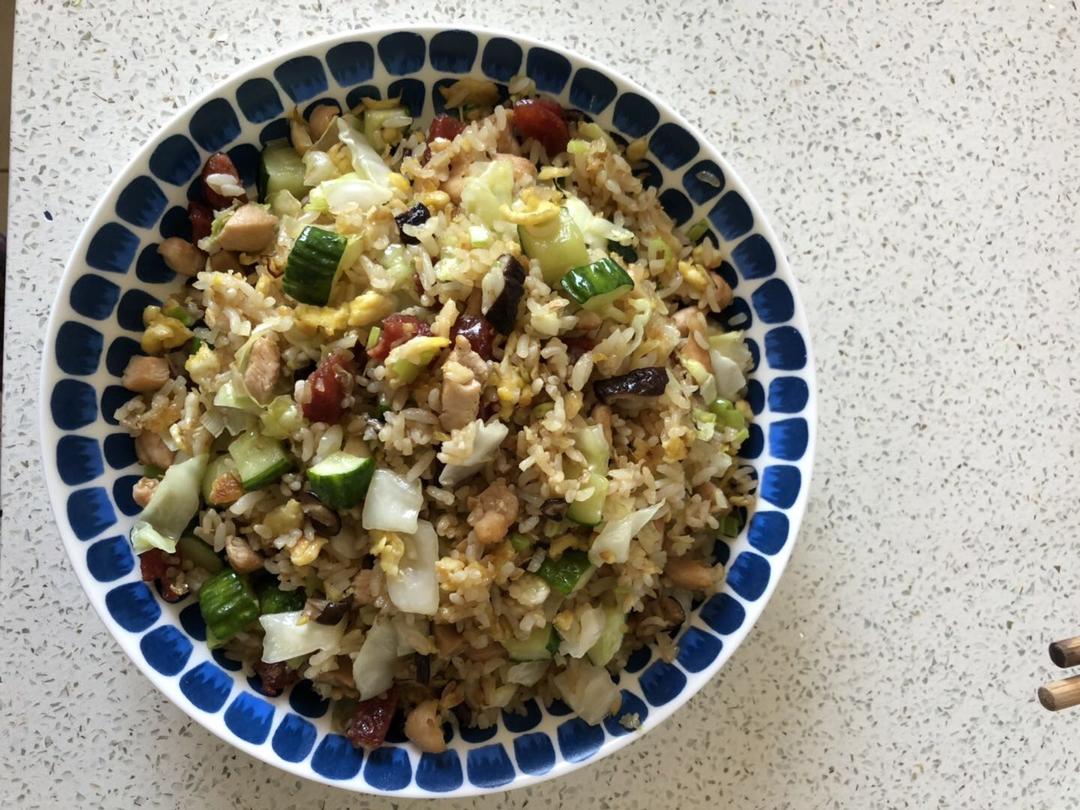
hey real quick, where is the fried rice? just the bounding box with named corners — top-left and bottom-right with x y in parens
top-left (117, 77), bottom-right (755, 752)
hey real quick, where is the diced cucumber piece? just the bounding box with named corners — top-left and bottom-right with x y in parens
top-left (560, 258), bottom-right (634, 311)
top-left (587, 605), bottom-right (627, 667)
top-left (198, 569), bottom-right (260, 644)
top-left (201, 455), bottom-right (240, 505)
top-left (258, 140), bottom-right (309, 203)
top-left (257, 580), bottom-right (306, 615)
top-left (363, 106), bottom-right (408, 151)
top-left (518, 208), bottom-right (589, 286)
top-left (228, 431), bottom-right (293, 490)
top-left (567, 471), bottom-right (610, 527)
top-left (502, 625), bottom-right (557, 661)
top-left (283, 225), bottom-right (348, 306)
top-left (566, 425), bottom-right (610, 526)
top-left (177, 535), bottom-right (223, 574)
top-left (509, 533), bottom-right (533, 553)
top-left (536, 550), bottom-right (593, 596)
top-left (307, 451), bottom-right (375, 509)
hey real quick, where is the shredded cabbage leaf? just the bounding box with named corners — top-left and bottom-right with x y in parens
top-left (130, 454), bottom-right (208, 554)
top-left (438, 420), bottom-right (510, 486)
top-left (352, 619), bottom-right (400, 700)
top-left (259, 610), bottom-right (345, 663)
top-left (588, 502), bottom-right (664, 567)
top-left (385, 520), bottom-right (439, 616)
top-left (362, 469), bottom-right (423, 533)
top-left (336, 115), bottom-right (393, 187)
top-left (305, 172), bottom-right (393, 215)
top-left (564, 195), bottom-right (635, 250)
top-left (461, 160), bottom-right (514, 230)
top-left (552, 658), bottom-right (621, 725)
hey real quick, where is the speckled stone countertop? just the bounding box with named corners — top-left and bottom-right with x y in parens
top-left (4, 2), bottom-right (1079, 807)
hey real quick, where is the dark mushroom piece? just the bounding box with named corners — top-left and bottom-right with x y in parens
top-left (592, 367), bottom-right (668, 402)
top-left (540, 498), bottom-right (568, 520)
top-left (315, 599), bottom-right (351, 626)
top-left (483, 254), bottom-right (527, 335)
top-left (298, 491), bottom-right (342, 536)
top-left (415, 653), bottom-right (431, 685)
top-left (394, 203), bottom-right (431, 244)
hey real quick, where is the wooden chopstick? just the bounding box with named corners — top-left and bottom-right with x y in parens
top-left (1039, 675), bottom-right (1080, 711)
top-left (1049, 636), bottom-right (1080, 668)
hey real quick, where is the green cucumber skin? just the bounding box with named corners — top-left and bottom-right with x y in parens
top-left (229, 433), bottom-right (294, 490)
top-left (559, 258), bottom-right (634, 309)
top-left (259, 143), bottom-right (308, 202)
top-left (198, 569), bottom-right (260, 642)
top-left (536, 550), bottom-right (592, 596)
top-left (257, 582), bottom-right (306, 615)
top-left (503, 626), bottom-right (556, 661)
top-left (518, 210), bottom-right (589, 285)
top-left (283, 226), bottom-right (348, 306)
top-left (307, 453), bottom-right (375, 510)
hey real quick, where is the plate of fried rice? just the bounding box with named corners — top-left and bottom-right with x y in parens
top-left (41, 28), bottom-right (815, 795)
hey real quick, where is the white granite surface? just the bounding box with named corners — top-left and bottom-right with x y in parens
top-left (4, 1), bottom-right (1080, 807)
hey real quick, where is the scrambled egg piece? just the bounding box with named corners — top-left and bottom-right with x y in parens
top-left (141, 306), bottom-right (192, 354)
top-left (677, 260), bottom-right (709, 293)
top-left (289, 536), bottom-right (326, 567)
top-left (388, 172), bottom-right (411, 194)
top-left (264, 499), bottom-right (303, 537)
top-left (371, 531), bottom-right (405, 578)
top-left (499, 188), bottom-right (560, 227)
top-left (294, 291), bottom-right (396, 335)
top-left (184, 343), bottom-right (220, 387)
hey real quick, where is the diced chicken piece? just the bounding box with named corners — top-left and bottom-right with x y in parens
top-left (439, 335), bottom-right (489, 432)
top-left (121, 355), bottom-right (172, 393)
top-left (405, 700), bottom-right (446, 753)
top-left (218, 203), bottom-right (280, 253)
top-left (158, 237), bottom-right (205, 277)
top-left (442, 154), bottom-right (476, 203)
top-left (351, 568), bottom-right (381, 606)
top-left (135, 431), bottom-right (174, 470)
top-left (470, 480), bottom-right (519, 546)
top-left (243, 334), bottom-right (281, 404)
top-left (132, 477), bottom-right (159, 508)
top-left (674, 307), bottom-right (711, 367)
top-left (225, 535), bottom-right (263, 574)
top-left (209, 250), bottom-right (243, 272)
top-left (665, 556), bottom-right (716, 590)
top-left (207, 472), bottom-right (243, 506)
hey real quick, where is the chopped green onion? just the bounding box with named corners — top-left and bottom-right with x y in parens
top-left (366, 326), bottom-right (382, 351)
top-left (509, 533), bottom-right (533, 553)
top-left (187, 336), bottom-right (204, 356)
top-left (718, 514), bottom-right (742, 538)
top-left (647, 237), bottom-right (672, 266)
top-left (685, 219), bottom-right (712, 244)
top-left (164, 306), bottom-right (195, 327)
top-left (566, 139), bottom-right (589, 155)
top-left (536, 549), bottom-right (593, 596)
top-left (375, 395), bottom-right (391, 419)
top-left (198, 569), bottom-right (260, 643)
top-left (177, 535), bottom-right (223, 574)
